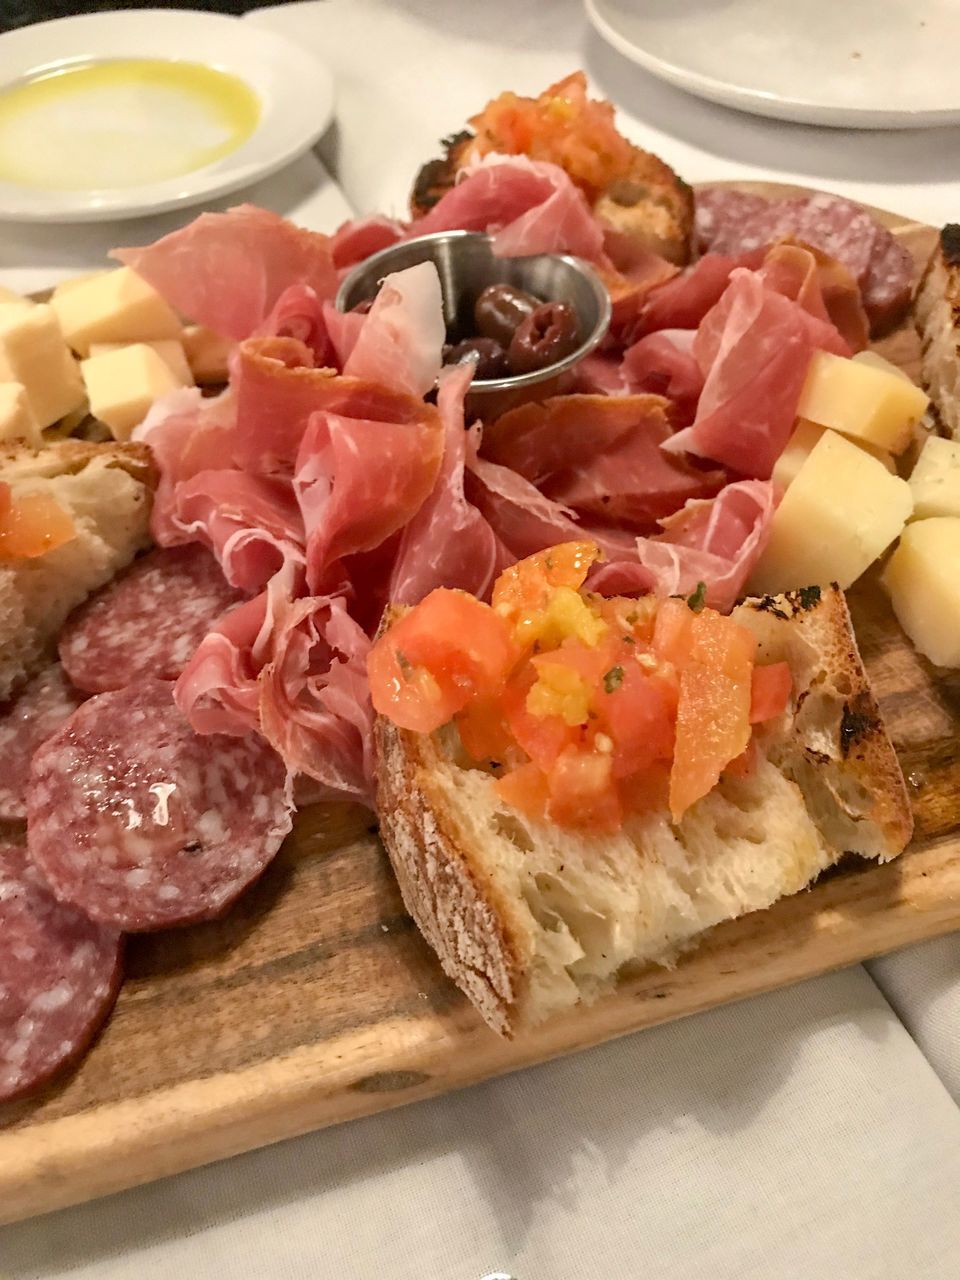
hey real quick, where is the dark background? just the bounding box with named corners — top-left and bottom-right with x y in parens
top-left (0, 1), bottom-right (274, 30)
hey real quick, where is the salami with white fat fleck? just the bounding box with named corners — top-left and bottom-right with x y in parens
top-left (0, 842), bottom-right (121, 1103)
top-left (58, 545), bottom-right (244, 694)
top-left (0, 664), bottom-right (86, 822)
top-left (26, 679), bottom-right (294, 931)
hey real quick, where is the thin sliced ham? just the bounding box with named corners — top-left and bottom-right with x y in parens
top-left (343, 261), bottom-right (444, 398)
top-left (331, 214), bottom-right (405, 271)
top-left (254, 283), bottom-right (335, 365)
top-left (664, 268), bottom-right (849, 479)
top-left (482, 394), bottom-right (720, 528)
top-left (390, 363), bottom-right (501, 604)
top-left (113, 204), bottom-right (337, 340)
top-left (590, 480), bottom-right (776, 612)
top-left (413, 154), bottom-right (606, 261)
top-left (633, 251), bottom-right (758, 338)
top-left (759, 239), bottom-right (869, 353)
top-left (620, 332), bottom-right (704, 427)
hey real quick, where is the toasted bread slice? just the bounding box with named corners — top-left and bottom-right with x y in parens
top-left (0, 439), bottom-right (156, 700)
top-left (410, 133), bottom-right (693, 266)
top-left (915, 224), bottom-right (960, 438)
top-left (375, 586), bottom-right (912, 1035)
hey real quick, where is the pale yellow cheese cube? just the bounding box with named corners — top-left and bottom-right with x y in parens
top-left (88, 339), bottom-right (193, 386)
top-left (51, 266), bottom-right (181, 357)
top-left (0, 284), bottom-right (32, 308)
top-left (851, 350), bottom-right (914, 383)
top-left (0, 382), bottom-right (42, 447)
top-left (0, 303), bottom-right (85, 428)
top-left (748, 429), bottom-right (912, 595)
top-left (907, 435), bottom-right (960, 520)
top-left (81, 343), bottom-right (183, 441)
top-left (774, 420), bottom-right (896, 490)
top-left (796, 350), bottom-right (928, 455)
top-left (883, 518), bottom-right (960, 666)
top-left (181, 325), bottom-right (233, 384)
top-left (51, 270), bottom-right (109, 298)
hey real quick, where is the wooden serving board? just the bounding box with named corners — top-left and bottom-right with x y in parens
top-left (2, 184), bottom-right (959, 1227)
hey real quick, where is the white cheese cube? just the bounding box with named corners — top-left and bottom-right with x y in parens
top-left (88, 339), bottom-right (193, 386)
top-left (796, 350), bottom-right (928, 455)
top-left (181, 325), bottom-right (233, 384)
top-left (851, 350), bottom-right (914, 383)
top-left (907, 435), bottom-right (960, 520)
top-left (0, 284), bottom-right (32, 308)
top-left (51, 266), bottom-right (181, 357)
top-left (883, 518), bottom-right (960, 666)
top-left (0, 382), bottom-right (42, 447)
top-left (774, 419), bottom-right (896, 490)
top-left (748, 429), bottom-right (912, 595)
top-left (81, 343), bottom-right (183, 441)
top-left (0, 303), bottom-right (85, 429)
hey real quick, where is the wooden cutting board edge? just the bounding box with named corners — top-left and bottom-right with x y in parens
top-left (1, 182), bottom-right (957, 1226)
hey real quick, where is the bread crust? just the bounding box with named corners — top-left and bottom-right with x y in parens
top-left (915, 225), bottom-right (960, 438)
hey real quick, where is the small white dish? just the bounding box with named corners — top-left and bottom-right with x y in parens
top-left (586, 0), bottom-right (960, 129)
top-left (0, 9), bottom-right (335, 222)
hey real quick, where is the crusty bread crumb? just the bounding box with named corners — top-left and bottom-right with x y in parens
top-left (915, 224), bottom-right (960, 439)
top-left (0, 440), bottom-right (156, 701)
top-left (375, 586), bottom-right (912, 1035)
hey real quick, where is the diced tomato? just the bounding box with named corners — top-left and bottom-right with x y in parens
top-left (597, 595), bottom-right (658, 644)
top-left (651, 597), bottom-right (696, 667)
top-left (724, 738), bottom-right (759, 779)
top-left (547, 746), bottom-right (621, 833)
top-left (496, 761), bottom-right (550, 821)
top-left (668, 610), bottom-right (755, 822)
top-left (620, 761), bottom-right (671, 816)
top-left (456, 696), bottom-right (514, 764)
top-left (502, 664), bottom-right (578, 770)
top-left (0, 481), bottom-right (11, 522)
top-left (491, 540), bottom-right (599, 620)
top-left (749, 662), bottom-right (792, 724)
top-left (597, 664), bottom-right (677, 779)
top-left (0, 492), bottom-right (76, 561)
top-left (368, 589), bottom-right (516, 733)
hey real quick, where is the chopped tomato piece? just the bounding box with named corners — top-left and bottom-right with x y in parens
top-left (0, 492), bottom-right (76, 561)
top-left (456, 696), bottom-right (514, 764)
top-left (651, 597), bottom-right (696, 667)
top-left (547, 746), bottom-right (621, 833)
top-left (496, 761), bottom-right (550, 821)
top-left (597, 665), bottom-right (677, 779)
top-left (620, 761), bottom-right (671, 815)
top-left (668, 610), bottom-right (755, 822)
top-left (597, 594), bottom-right (658, 644)
top-left (491, 540), bottom-right (599, 620)
top-left (368, 589), bottom-right (516, 733)
top-left (502, 664), bottom-right (578, 770)
top-left (0, 481), bottom-right (11, 522)
top-left (750, 662), bottom-right (792, 723)
top-left (724, 739), bottom-right (759, 779)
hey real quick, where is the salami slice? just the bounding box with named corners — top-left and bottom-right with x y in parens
top-left (862, 234), bottom-right (915, 334)
top-left (0, 664), bottom-right (86, 822)
top-left (694, 188), bottom-right (770, 253)
top-left (0, 842), bottom-right (121, 1103)
top-left (59, 545), bottom-right (244, 694)
top-left (26, 679), bottom-right (294, 931)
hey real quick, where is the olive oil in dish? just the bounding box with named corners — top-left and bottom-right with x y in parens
top-left (0, 59), bottom-right (261, 191)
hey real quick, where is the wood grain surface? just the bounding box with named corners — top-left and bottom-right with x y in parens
top-left (2, 186), bottom-right (958, 1227)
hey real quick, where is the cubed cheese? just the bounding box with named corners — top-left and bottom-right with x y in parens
top-left (883, 518), bottom-right (960, 666)
top-left (50, 266), bottom-right (181, 357)
top-left (0, 303), bottom-right (85, 428)
top-left (851, 350), bottom-right (914, 383)
top-left (748, 429), bottom-right (912, 595)
top-left (0, 382), bottom-right (42, 447)
top-left (796, 350), bottom-right (928, 455)
top-left (88, 339), bottom-right (193, 386)
top-left (908, 435), bottom-right (960, 519)
top-left (181, 325), bottom-right (233, 384)
top-left (0, 284), bottom-right (32, 308)
top-left (774, 420), bottom-right (895, 490)
top-left (81, 343), bottom-right (182, 441)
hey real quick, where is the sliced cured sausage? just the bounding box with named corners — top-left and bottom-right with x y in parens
top-left (0, 664), bottom-right (86, 822)
top-left (59, 545), bottom-right (244, 694)
top-left (26, 679), bottom-right (294, 931)
top-left (0, 842), bottom-right (121, 1103)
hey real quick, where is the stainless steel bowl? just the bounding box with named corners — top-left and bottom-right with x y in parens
top-left (336, 231), bottom-right (612, 412)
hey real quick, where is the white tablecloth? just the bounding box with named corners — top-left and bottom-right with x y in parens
top-left (3, 3), bottom-right (960, 1274)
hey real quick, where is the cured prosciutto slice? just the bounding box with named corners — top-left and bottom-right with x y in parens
top-left (253, 283), bottom-right (335, 365)
top-left (482, 394), bottom-right (720, 527)
top-left (390, 363), bottom-right (501, 604)
top-left (343, 261), bottom-right (445, 398)
top-left (758, 239), bottom-right (869, 353)
top-left (330, 214), bottom-right (405, 270)
top-left (413, 154), bottom-right (606, 261)
top-left (633, 252), bottom-right (755, 338)
top-left (590, 480), bottom-right (776, 612)
top-left (113, 204), bottom-right (337, 339)
top-left (620, 332), bottom-right (704, 427)
top-left (664, 268), bottom-right (849, 479)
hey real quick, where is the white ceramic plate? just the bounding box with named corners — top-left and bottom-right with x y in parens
top-left (586, 0), bottom-right (960, 129)
top-left (0, 9), bottom-right (334, 222)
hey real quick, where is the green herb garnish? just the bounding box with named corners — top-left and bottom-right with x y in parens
top-left (686, 582), bottom-right (707, 613)
top-left (603, 665), bottom-right (625, 694)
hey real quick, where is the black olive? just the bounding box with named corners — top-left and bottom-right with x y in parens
top-left (507, 301), bottom-right (580, 375)
top-left (473, 284), bottom-right (539, 346)
top-left (443, 337), bottom-right (510, 380)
